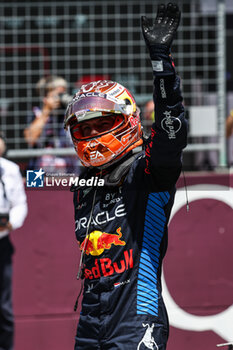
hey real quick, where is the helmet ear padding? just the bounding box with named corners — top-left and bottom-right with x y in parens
top-left (64, 80), bottom-right (143, 167)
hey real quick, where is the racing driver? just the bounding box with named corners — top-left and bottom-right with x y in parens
top-left (64, 3), bottom-right (187, 349)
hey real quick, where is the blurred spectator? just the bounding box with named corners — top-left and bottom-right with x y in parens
top-left (226, 109), bottom-right (233, 166)
top-left (0, 134), bottom-right (28, 350)
top-left (226, 109), bottom-right (233, 138)
top-left (24, 76), bottom-right (77, 173)
top-left (142, 99), bottom-right (155, 136)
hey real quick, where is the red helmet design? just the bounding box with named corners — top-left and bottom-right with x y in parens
top-left (64, 80), bottom-right (143, 167)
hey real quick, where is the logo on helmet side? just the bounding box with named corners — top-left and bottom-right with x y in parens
top-left (90, 150), bottom-right (104, 160)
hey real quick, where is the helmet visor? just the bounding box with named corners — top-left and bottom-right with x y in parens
top-left (70, 114), bottom-right (124, 141)
top-left (65, 96), bottom-right (133, 127)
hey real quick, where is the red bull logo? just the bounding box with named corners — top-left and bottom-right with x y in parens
top-left (79, 227), bottom-right (126, 256)
top-left (84, 249), bottom-right (134, 279)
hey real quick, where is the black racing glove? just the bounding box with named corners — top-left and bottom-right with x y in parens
top-left (141, 3), bottom-right (181, 75)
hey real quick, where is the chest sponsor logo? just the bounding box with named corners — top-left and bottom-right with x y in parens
top-left (79, 227), bottom-right (126, 256)
top-left (76, 202), bottom-right (87, 210)
top-left (82, 188), bottom-right (92, 198)
top-left (75, 203), bottom-right (126, 230)
top-left (84, 249), bottom-right (133, 279)
top-left (103, 192), bottom-right (122, 208)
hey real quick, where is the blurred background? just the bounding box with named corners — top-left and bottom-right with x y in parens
top-left (0, 0), bottom-right (233, 349)
top-left (1, 0), bottom-right (233, 170)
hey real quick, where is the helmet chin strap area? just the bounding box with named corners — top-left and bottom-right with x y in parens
top-left (101, 146), bottom-right (143, 186)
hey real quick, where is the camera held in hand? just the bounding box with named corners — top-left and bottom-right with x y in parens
top-left (59, 93), bottom-right (73, 109)
top-left (0, 213), bottom-right (9, 227)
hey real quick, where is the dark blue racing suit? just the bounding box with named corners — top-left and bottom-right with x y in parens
top-left (72, 51), bottom-right (187, 349)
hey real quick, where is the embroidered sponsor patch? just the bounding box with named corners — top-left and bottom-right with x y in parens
top-left (161, 110), bottom-right (182, 139)
top-left (152, 60), bottom-right (163, 72)
top-left (160, 78), bottom-right (167, 98)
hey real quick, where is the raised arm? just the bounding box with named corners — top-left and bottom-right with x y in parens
top-left (141, 3), bottom-right (187, 190)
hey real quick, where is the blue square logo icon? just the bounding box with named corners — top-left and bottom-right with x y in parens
top-left (26, 169), bottom-right (45, 188)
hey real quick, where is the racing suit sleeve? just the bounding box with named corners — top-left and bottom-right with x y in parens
top-left (141, 4), bottom-right (188, 190)
top-left (144, 46), bottom-right (188, 190)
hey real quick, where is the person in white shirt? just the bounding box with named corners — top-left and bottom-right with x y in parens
top-left (0, 135), bottom-right (28, 350)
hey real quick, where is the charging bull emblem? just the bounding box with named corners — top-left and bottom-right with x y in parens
top-left (79, 227), bottom-right (126, 256)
